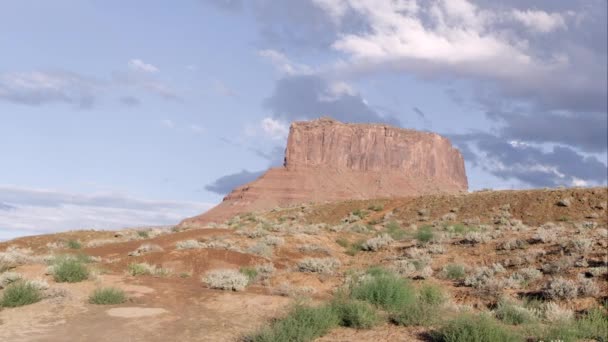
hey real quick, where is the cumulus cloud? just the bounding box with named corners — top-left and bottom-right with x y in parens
top-left (511, 9), bottom-right (567, 33)
top-left (264, 74), bottom-right (401, 126)
top-left (0, 186), bottom-right (213, 240)
top-left (260, 117), bottom-right (290, 140)
top-left (452, 133), bottom-right (607, 187)
top-left (128, 59), bottom-right (159, 73)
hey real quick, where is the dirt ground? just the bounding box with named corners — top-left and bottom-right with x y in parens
top-left (0, 187), bottom-right (606, 341)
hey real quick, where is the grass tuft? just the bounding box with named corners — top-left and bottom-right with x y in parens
top-left (67, 240), bottom-right (82, 249)
top-left (249, 304), bottom-right (340, 342)
top-left (53, 258), bottom-right (89, 283)
top-left (0, 281), bottom-right (42, 308)
top-left (89, 287), bottom-right (126, 305)
top-left (433, 314), bottom-right (520, 342)
top-left (350, 269), bottom-right (415, 312)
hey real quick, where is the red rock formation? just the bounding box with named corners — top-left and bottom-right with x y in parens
top-left (180, 118), bottom-right (467, 227)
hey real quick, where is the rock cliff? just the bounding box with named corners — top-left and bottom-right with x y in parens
top-left (180, 118), bottom-right (467, 227)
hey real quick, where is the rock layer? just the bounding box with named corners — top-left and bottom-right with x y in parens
top-left (180, 118), bottom-right (467, 227)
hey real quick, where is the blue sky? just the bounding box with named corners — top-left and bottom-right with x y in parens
top-left (1, 0), bottom-right (606, 240)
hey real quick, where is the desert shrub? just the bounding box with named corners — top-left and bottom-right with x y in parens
top-left (415, 226), bottom-right (434, 244)
top-left (541, 256), bottom-right (574, 274)
top-left (246, 242), bottom-right (274, 258)
top-left (126, 262), bottom-right (170, 277)
top-left (128, 243), bottom-right (163, 256)
top-left (493, 299), bottom-right (536, 325)
top-left (543, 302), bottom-right (574, 322)
top-left (544, 277), bottom-right (578, 300)
top-left (89, 287), bottom-right (126, 305)
top-left (418, 284), bottom-right (445, 306)
top-left (298, 244), bottom-right (330, 255)
top-left (331, 298), bottom-right (379, 329)
top-left (368, 204), bottom-right (384, 212)
top-left (0, 271), bottom-right (23, 289)
top-left (497, 239), bottom-right (527, 251)
top-left (67, 240), bottom-right (82, 249)
top-left (361, 234), bottom-right (393, 251)
top-left (237, 228), bottom-right (268, 239)
top-left (563, 238), bottom-right (593, 254)
top-left (441, 264), bottom-right (466, 280)
top-left (53, 259), bottom-right (89, 283)
top-left (137, 230), bottom-right (150, 238)
top-left (509, 267), bottom-right (542, 287)
top-left (432, 314), bottom-right (520, 342)
top-left (240, 267), bottom-right (259, 283)
top-left (175, 239), bottom-right (202, 250)
top-left (250, 304), bottom-right (339, 342)
top-left (575, 307), bottom-right (608, 341)
top-left (427, 244), bottom-right (446, 254)
top-left (350, 270), bottom-right (415, 311)
top-left (384, 221), bottom-right (407, 240)
top-left (391, 284), bottom-right (445, 326)
top-left (297, 258), bottom-right (341, 274)
top-left (346, 240), bottom-right (365, 256)
top-left (262, 236), bottom-right (284, 246)
top-left (128, 262), bottom-right (154, 276)
top-left (0, 281), bottom-right (42, 308)
top-left (335, 238), bottom-right (349, 248)
top-left (203, 269), bottom-right (249, 291)
top-left (576, 275), bottom-right (600, 297)
top-left (0, 246), bottom-right (40, 271)
top-left (462, 232), bottom-right (491, 244)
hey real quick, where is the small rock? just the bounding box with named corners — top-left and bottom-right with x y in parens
top-left (557, 198), bottom-right (572, 207)
top-left (417, 208), bottom-right (429, 216)
top-left (585, 213), bottom-right (599, 219)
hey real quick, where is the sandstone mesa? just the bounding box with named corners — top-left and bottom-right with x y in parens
top-left (181, 117), bottom-right (468, 227)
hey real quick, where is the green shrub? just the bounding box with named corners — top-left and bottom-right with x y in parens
top-left (89, 287), bottom-right (126, 305)
top-left (352, 209), bottom-right (368, 219)
top-left (419, 284), bottom-right (445, 306)
top-left (392, 284), bottom-right (445, 326)
top-left (53, 259), bottom-right (89, 283)
top-left (331, 298), bottom-right (379, 329)
top-left (575, 307), bottom-right (608, 341)
top-left (415, 226), bottom-right (434, 244)
top-left (0, 281), bottom-right (42, 307)
top-left (493, 300), bottom-right (535, 325)
top-left (240, 267), bottom-right (259, 283)
top-left (67, 240), bottom-right (82, 249)
top-left (335, 238), bottom-right (349, 248)
top-left (346, 240), bottom-right (365, 256)
top-left (137, 230), bottom-right (150, 238)
top-left (350, 270), bottom-right (415, 311)
top-left (443, 264), bottom-right (466, 280)
top-left (250, 304), bottom-right (340, 342)
top-left (368, 204), bottom-right (384, 212)
top-left (433, 314), bottom-right (520, 342)
top-left (384, 221), bottom-right (407, 240)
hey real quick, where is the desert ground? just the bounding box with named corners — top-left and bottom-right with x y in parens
top-left (1, 187), bottom-right (606, 341)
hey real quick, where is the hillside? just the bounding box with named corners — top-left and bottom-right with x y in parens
top-left (0, 187), bottom-right (606, 341)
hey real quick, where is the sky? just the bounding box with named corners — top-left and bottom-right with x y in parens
top-left (1, 0), bottom-right (606, 240)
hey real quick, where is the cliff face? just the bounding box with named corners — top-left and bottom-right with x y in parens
top-left (180, 118), bottom-right (468, 227)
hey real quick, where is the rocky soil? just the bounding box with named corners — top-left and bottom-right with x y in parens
top-left (0, 187), bottom-right (606, 341)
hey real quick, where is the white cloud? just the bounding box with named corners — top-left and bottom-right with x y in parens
top-left (260, 117), bottom-right (289, 140)
top-left (128, 59), bottom-right (159, 73)
top-left (0, 70), bottom-right (98, 107)
top-left (511, 9), bottom-right (567, 33)
top-left (258, 49), bottom-right (312, 75)
top-left (0, 185), bottom-right (214, 240)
